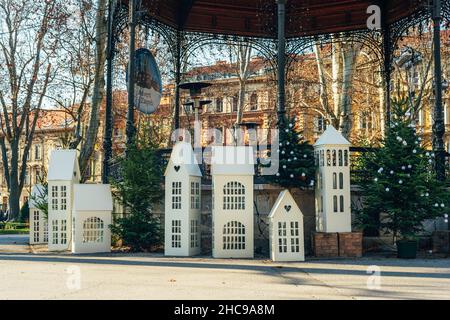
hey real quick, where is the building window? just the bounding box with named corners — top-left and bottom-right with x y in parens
top-left (33, 210), bottom-right (39, 242)
top-left (172, 182), bottom-right (182, 210)
top-left (344, 150), bottom-right (349, 166)
top-left (340, 196), bottom-right (345, 213)
top-left (338, 150), bottom-right (343, 166)
top-left (278, 222), bottom-right (287, 253)
top-left (232, 96), bottom-right (238, 112)
top-left (24, 170), bottom-right (30, 185)
top-left (83, 217), bottom-right (104, 243)
top-left (332, 150), bottom-right (337, 166)
top-left (190, 220), bottom-right (199, 248)
top-left (315, 116), bottom-right (326, 132)
top-left (35, 169), bottom-right (41, 184)
top-left (333, 196), bottom-right (338, 213)
top-left (190, 181), bottom-right (200, 209)
top-left (326, 150), bottom-right (331, 166)
top-left (339, 173), bottom-right (344, 189)
top-left (43, 221), bottom-right (48, 243)
top-left (171, 220), bottom-right (181, 248)
top-left (222, 221), bottom-right (245, 250)
top-left (333, 173), bottom-right (337, 189)
top-left (290, 221), bottom-right (300, 253)
top-left (216, 98), bottom-right (223, 113)
top-left (34, 144), bottom-right (42, 161)
top-left (61, 220), bottom-right (67, 244)
top-left (51, 186), bottom-right (58, 210)
top-left (60, 186), bottom-right (67, 210)
top-left (250, 93), bottom-right (258, 111)
top-left (223, 181), bottom-right (245, 210)
top-left (52, 220), bottom-right (58, 244)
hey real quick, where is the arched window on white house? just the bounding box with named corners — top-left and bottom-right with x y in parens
top-left (83, 217), bottom-right (104, 243)
top-left (223, 221), bottom-right (246, 250)
top-left (223, 181), bottom-right (245, 210)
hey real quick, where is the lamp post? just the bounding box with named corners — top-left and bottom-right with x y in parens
top-left (431, 0), bottom-right (446, 182)
top-left (179, 81), bottom-right (212, 161)
top-left (277, 0), bottom-right (286, 125)
top-left (126, 0), bottom-right (136, 148)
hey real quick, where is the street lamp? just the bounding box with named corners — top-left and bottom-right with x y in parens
top-left (179, 81), bottom-right (212, 161)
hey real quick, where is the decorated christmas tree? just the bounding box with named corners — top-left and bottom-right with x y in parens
top-left (265, 115), bottom-right (315, 189)
top-left (355, 98), bottom-right (449, 240)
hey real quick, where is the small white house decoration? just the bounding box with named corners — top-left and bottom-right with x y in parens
top-left (164, 141), bottom-right (202, 256)
top-left (269, 190), bottom-right (305, 262)
top-left (71, 184), bottom-right (113, 254)
top-left (47, 150), bottom-right (80, 251)
top-left (211, 146), bottom-right (255, 258)
top-left (314, 125), bottom-right (352, 233)
top-left (29, 185), bottom-right (48, 245)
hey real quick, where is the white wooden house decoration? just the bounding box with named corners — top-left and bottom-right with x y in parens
top-left (164, 141), bottom-right (202, 256)
top-left (269, 190), bottom-right (305, 262)
top-left (211, 146), bottom-right (255, 258)
top-left (47, 150), bottom-right (80, 251)
top-left (29, 185), bottom-right (48, 245)
top-left (314, 125), bottom-right (352, 233)
top-left (72, 184), bottom-right (113, 254)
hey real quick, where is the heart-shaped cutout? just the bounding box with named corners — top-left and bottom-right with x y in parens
top-left (174, 166), bottom-right (180, 172)
top-left (284, 205), bottom-right (292, 212)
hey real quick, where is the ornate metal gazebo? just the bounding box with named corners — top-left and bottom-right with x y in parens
top-left (102, 0), bottom-right (450, 182)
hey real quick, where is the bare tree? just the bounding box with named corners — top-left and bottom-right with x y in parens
top-left (228, 43), bottom-right (253, 142)
top-left (78, 0), bottom-right (107, 180)
top-left (313, 39), bottom-right (362, 139)
top-left (0, 0), bottom-right (66, 220)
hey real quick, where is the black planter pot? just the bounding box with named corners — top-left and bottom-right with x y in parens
top-left (396, 240), bottom-right (418, 259)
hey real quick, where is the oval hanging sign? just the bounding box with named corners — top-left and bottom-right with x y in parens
top-left (127, 48), bottom-right (162, 114)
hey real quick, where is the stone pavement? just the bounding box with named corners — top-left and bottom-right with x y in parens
top-left (0, 235), bottom-right (449, 300)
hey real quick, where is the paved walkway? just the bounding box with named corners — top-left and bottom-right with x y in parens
top-left (0, 235), bottom-right (449, 300)
top-left (0, 234), bottom-right (30, 253)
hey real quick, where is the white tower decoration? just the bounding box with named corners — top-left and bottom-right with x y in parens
top-left (164, 141), bottom-right (202, 256)
top-left (211, 146), bottom-right (254, 258)
top-left (269, 190), bottom-right (305, 262)
top-left (29, 185), bottom-right (48, 245)
top-left (314, 125), bottom-right (352, 233)
top-left (71, 184), bottom-right (113, 254)
top-left (47, 150), bottom-right (80, 251)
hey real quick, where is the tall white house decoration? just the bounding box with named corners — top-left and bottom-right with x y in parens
top-left (29, 185), bottom-right (48, 245)
top-left (314, 125), bottom-right (352, 233)
top-left (47, 150), bottom-right (80, 251)
top-left (269, 190), bottom-right (305, 262)
top-left (164, 141), bottom-right (202, 256)
top-left (211, 146), bottom-right (255, 258)
top-left (72, 184), bottom-right (113, 254)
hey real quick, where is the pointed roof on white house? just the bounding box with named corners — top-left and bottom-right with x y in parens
top-left (211, 146), bottom-right (255, 175)
top-left (29, 184), bottom-right (46, 209)
top-left (314, 125), bottom-right (351, 147)
top-left (164, 141), bottom-right (202, 177)
top-left (47, 149), bottom-right (80, 181)
top-left (73, 184), bottom-right (113, 212)
top-left (269, 189), bottom-right (303, 218)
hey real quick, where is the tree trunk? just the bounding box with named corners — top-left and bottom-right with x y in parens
top-left (339, 43), bottom-right (361, 139)
top-left (377, 65), bottom-right (386, 138)
top-left (331, 39), bottom-right (342, 117)
top-left (79, 0), bottom-right (107, 181)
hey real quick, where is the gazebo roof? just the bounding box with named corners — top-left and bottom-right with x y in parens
top-left (135, 0), bottom-right (428, 38)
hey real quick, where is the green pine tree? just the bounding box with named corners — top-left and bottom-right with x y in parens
top-left (110, 136), bottom-right (164, 252)
top-left (265, 115), bottom-right (315, 189)
top-left (355, 98), bottom-right (450, 241)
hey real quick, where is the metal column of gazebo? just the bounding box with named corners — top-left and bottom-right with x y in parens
top-left (102, 0), bottom-right (450, 183)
